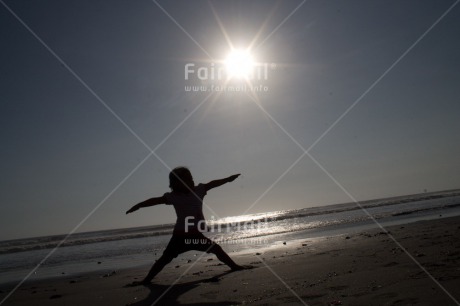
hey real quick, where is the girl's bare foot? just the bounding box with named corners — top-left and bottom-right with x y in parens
top-left (231, 264), bottom-right (254, 271)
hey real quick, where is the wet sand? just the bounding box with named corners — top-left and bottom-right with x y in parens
top-left (1, 216), bottom-right (459, 305)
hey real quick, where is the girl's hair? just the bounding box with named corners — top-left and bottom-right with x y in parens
top-left (169, 166), bottom-right (194, 193)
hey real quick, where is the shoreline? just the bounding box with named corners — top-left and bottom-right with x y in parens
top-left (3, 188), bottom-right (459, 251)
top-left (2, 206), bottom-right (459, 288)
top-left (1, 216), bottom-right (459, 305)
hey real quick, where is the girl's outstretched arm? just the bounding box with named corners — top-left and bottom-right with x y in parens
top-left (126, 196), bottom-right (167, 214)
top-left (204, 174), bottom-right (240, 191)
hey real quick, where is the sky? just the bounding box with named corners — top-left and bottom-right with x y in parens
top-left (1, 0), bottom-right (459, 240)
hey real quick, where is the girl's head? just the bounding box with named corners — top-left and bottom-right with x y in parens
top-left (169, 166), bottom-right (194, 193)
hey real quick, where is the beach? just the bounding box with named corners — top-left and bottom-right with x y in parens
top-left (1, 215), bottom-right (459, 306)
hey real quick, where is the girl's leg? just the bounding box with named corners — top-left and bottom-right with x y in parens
top-left (142, 254), bottom-right (174, 283)
top-left (142, 235), bottom-right (182, 283)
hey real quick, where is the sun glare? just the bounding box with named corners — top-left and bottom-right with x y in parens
top-left (224, 49), bottom-right (254, 79)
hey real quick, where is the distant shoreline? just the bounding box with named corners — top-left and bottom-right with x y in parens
top-left (3, 188), bottom-right (460, 244)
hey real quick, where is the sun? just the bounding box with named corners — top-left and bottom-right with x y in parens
top-left (224, 49), bottom-right (255, 79)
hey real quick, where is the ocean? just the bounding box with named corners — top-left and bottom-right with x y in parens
top-left (1, 190), bottom-right (460, 285)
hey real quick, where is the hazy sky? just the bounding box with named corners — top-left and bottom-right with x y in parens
top-left (1, 0), bottom-right (459, 240)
